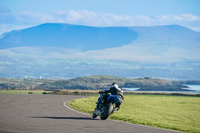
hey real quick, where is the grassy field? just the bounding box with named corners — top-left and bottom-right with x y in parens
top-left (0, 90), bottom-right (52, 95)
top-left (68, 94), bottom-right (200, 133)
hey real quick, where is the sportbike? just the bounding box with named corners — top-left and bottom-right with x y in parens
top-left (92, 93), bottom-right (117, 120)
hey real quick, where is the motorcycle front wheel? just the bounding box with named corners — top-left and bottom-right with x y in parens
top-left (100, 103), bottom-right (113, 120)
top-left (92, 108), bottom-right (98, 118)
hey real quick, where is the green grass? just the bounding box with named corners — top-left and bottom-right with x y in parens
top-left (67, 95), bottom-right (200, 133)
top-left (0, 90), bottom-right (52, 95)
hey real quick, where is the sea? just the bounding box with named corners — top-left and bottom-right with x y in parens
top-left (123, 84), bottom-right (200, 93)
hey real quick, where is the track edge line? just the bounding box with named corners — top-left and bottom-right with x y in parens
top-left (63, 101), bottom-right (91, 116)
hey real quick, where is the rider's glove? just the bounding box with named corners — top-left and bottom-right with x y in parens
top-left (99, 91), bottom-right (104, 94)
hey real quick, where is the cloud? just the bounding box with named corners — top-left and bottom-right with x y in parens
top-left (0, 8), bottom-right (200, 35)
top-left (154, 14), bottom-right (200, 24)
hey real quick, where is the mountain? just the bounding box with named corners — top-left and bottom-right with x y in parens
top-left (0, 23), bottom-right (200, 62)
top-left (0, 23), bottom-right (137, 51)
top-left (0, 23), bottom-right (200, 79)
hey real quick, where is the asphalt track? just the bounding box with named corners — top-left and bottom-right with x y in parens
top-left (0, 94), bottom-right (181, 133)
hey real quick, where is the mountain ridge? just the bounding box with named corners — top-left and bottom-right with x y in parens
top-left (1, 23), bottom-right (200, 50)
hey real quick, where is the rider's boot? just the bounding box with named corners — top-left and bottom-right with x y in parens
top-left (113, 106), bottom-right (119, 111)
top-left (114, 102), bottom-right (121, 111)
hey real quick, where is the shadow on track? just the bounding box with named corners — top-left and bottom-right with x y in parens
top-left (32, 116), bottom-right (98, 120)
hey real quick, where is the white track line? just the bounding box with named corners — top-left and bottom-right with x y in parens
top-left (63, 101), bottom-right (91, 116)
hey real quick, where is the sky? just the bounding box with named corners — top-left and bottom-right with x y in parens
top-left (0, 0), bottom-right (200, 35)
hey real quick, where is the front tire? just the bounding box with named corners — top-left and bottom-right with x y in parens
top-left (100, 103), bottom-right (113, 120)
top-left (92, 112), bottom-right (97, 118)
top-left (92, 108), bottom-right (98, 118)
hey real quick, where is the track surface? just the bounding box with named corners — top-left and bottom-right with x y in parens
top-left (0, 94), bottom-right (181, 133)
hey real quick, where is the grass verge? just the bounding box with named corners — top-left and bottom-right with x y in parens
top-left (0, 90), bottom-right (52, 95)
top-left (67, 94), bottom-right (200, 133)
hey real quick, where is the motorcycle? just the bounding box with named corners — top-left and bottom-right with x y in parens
top-left (92, 93), bottom-right (115, 120)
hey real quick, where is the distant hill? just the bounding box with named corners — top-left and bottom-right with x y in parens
top-left (46, 75), bottom-right (190, 91)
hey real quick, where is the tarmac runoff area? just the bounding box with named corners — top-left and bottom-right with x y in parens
top-left (0, 94), bottom-right (182, 133)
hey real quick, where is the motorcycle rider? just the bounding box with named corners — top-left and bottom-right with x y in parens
top-left (96, 83), bottom-right (124, 115)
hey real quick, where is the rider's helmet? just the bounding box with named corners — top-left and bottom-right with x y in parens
top-left (112, 83), bottom-right (119, 88)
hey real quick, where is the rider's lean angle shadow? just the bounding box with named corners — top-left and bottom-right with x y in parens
top-left (31, 116), bottom-right (98, 120)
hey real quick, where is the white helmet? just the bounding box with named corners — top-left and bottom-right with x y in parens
top-left (112, 83), bottom-right (122, 91)
top-left (112, 83), bottom-right (119, 88)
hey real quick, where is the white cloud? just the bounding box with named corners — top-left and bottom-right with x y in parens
top-left (0, 8), bottom-right (200, 35)
top-left (154, 14), bottom-right (200, 24)
top-left (180, 14), bottom-right (199, 21)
